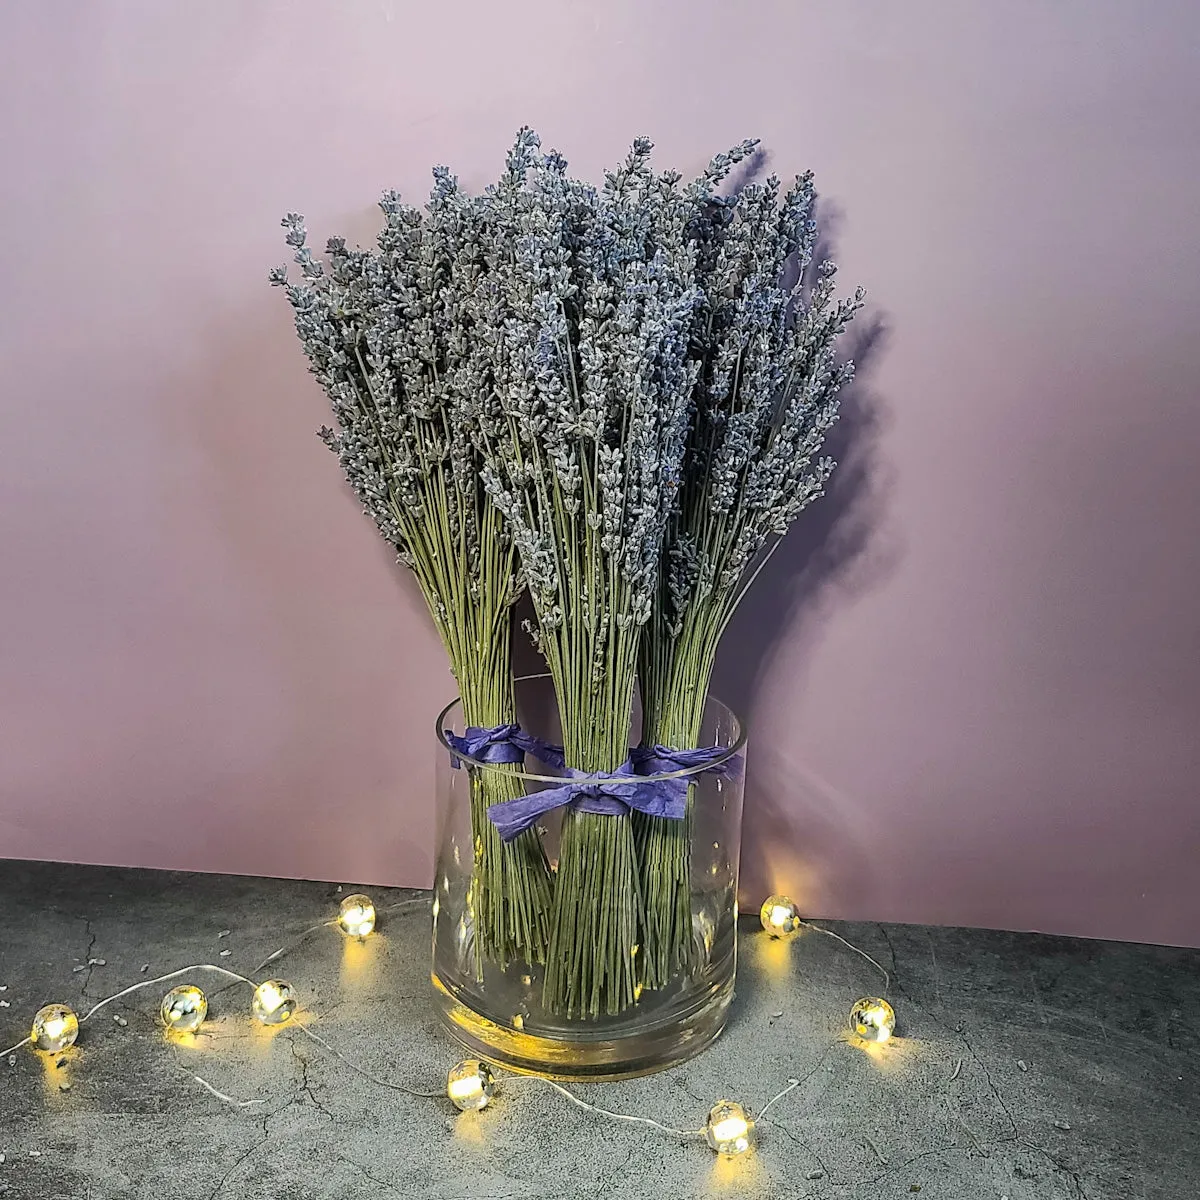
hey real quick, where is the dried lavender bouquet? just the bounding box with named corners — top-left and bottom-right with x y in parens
top-left (466, 132), bottom-right (699, 1018)
top-left (270, 186), bottom-right (554, 969)
top-left (636, 157), bottom-right (864, 987)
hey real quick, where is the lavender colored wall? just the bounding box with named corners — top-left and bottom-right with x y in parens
top-left (2, 2), bottom-right (1197, 946)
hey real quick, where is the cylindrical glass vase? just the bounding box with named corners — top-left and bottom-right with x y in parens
top-left (431, 674), bottom-right (746, 1079)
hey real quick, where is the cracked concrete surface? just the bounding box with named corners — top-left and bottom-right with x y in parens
top-left (0, 861), bottom-right (1196, 1199)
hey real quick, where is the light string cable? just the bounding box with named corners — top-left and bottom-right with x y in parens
top-left (2, 896), bottom-right (894, 1135)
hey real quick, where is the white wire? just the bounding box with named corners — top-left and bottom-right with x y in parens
top-left (184, 1070), bottom-right (267, 1108)
top-left (513, 1075), bottom-right (705, 1139)
top-left (253, 897), bottom-right (429, 973)
top-left (296, 1025), bottom-right (443, 1099)
top-left (0, 963), bottom-right (257, 1058)
top-left (81, 964), bottom-right (257, 1023)
top-left (798, 920), bottom-right (891, 990)
top-left (757, 1077), bottom-right (802, 1120)
top-left (0, 895), bottom-right (889, 1148)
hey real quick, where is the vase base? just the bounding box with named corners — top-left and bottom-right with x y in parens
top-left (431, 971), bottom-right (732, 1080)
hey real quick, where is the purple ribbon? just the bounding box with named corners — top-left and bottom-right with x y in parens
top-left (487, 760), bottom-right (690, 842)
top-left (445, 724), bottom-right (566, 770)
top-left (457, 728), bottom-right (737, 842)
top-left (628, 743), bottom-right (735, 779)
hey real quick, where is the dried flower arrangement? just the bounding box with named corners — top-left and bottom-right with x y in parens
top-left (273, 130), bottom-right (861, 1020)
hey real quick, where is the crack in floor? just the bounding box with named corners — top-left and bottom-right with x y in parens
top-left (204, 1137), bottom-right (269, 1200)
top-left (873, 924), bottom-right (1096, 1200)
top-left (78, 917), bottom-right (97, 998)
top-left (286, 1033), bottom-right (336, 1123)
top-left (335, 1153), bottom-right (404, 1195)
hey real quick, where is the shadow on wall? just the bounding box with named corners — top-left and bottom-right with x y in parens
top-left (713, 204), bottom-right (900, 917)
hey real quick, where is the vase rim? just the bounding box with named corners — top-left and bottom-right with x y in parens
top-left (433, 672), bottom-right (747, 783)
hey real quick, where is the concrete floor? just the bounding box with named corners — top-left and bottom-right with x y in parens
top-left (0, 861), bottom-right (1196, 1199)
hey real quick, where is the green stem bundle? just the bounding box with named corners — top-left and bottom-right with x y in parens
top-left (467, 133), bottom-right (699, 1018)
top-left (635, 170), bottom-right (864, 988)
top-left (634, 602), bottom-right (723, 989)
top-left (385, 432), bottom-right (555, 972)
top-left (540, 614), bottom-right (645, 1018)
top-left (457, 634), bottom-right (552, 972)
top-left (273, 206), bottom-right (554, 969)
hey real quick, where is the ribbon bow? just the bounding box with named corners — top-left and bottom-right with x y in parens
top-left (486, 760), bottom-right (690, 843)
top-left (628, 743), bottom-right (736, 779)
top-left (445, 724), bottom-right (565, 770)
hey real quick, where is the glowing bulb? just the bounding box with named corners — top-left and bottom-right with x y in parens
top-left (705, 1099), bottom-right (755, 1156)
top-left (447, 1059), bottom-right (496, 1111)
top-left (759, 894), bottom-right (802, 939)
top-left (849, 996), bottom-right (896, 1044)
top-left (30, 1004), bottom-right (79, 1053)
top-left (160, 985), bottom-right (208, 1034)
top-left (252, 979), bottom-right (297, 1025)
top-left (337, 894), bottom-right (376, 938)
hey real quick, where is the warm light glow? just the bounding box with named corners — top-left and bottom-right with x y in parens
top-left (447, 1059), bottom-right (496, 1111)
top-left (339, 930), bottom-right (376, 987)
top-left (160, 985), bottom-right (208, 1035)
top-left (337, 894), bottom-right (376, 938)
top-left (759, 894), bottom-right (802, 940)
top-left (709, 1146), bottom-right (765, 1193)
top-left (711, 1116), bottom-right (749, 1143)
top-left (252, 979), bottom-right (298, 1026)
top-left (748, 927), bottom-right (793, 986)
top-left (705, 1100), bottom-right (755, 1156)
top-left (37, 1042), bottom-right (76, 1098)
top-left (849, 996), bottom-right (896, 1044)
top-left (31, 1004), bottom-right (79, 1053)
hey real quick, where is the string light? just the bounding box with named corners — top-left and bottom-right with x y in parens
top-left (254, 895), bottom-right (424, 974)
top-left (704, 1100), bottom-right (755, 1155)
top-left (759, 894), bottom-right (802, 939)
top-left (337, 894), bottom-right (376, 938)
top-left (849, 996), bottom-right (896, 1044)
top-left (447, 1059), bottom-right (497, 1111)
top-left (252, 979), bottom-right (297, 1026)
top-left (160, 985), bottom-right (208, 1035)
top-left (0, 894), bottom-right (898, 1162)
top-left (30, 1004), bottom-right (79, 1053)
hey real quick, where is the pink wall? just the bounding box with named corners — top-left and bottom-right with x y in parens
top-left (2, 2), bottom-right (1198, 946)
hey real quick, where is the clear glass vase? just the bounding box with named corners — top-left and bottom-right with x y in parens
top-left (431, 674), bottom-right (747, 1079)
